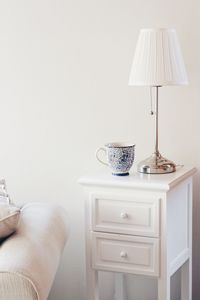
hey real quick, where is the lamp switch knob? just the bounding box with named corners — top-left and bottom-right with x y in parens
top-left (120, 251), bottom-right (127, 258)
top-left (120, 212), bottom-right (128, 219)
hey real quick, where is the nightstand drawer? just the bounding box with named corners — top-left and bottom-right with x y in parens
top-left (92, 193), bottom-right (160, 237)
top-left (92, 232), bottom-right (159, 277)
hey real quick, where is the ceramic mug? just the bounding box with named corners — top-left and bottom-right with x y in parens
top-left (96, 142), bottom-right (135, 176)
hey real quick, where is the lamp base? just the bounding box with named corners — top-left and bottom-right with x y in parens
top-left (137, 152), bottom-right (176, 174)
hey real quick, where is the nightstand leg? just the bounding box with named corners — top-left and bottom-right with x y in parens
top-left (158, 275), bottom-right (170, 300)
top-left (181, 259), bottom-right (192, 300)
top-left (86, 268), bottom-right (99, 300)
top-left (113, 273), bottom-right (127, 300)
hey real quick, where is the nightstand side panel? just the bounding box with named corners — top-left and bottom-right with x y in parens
top-left (167, 177), bottom-right (192, 276)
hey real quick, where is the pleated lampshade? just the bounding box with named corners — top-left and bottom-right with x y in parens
top-left (129, 28), bottom-right (188, 86)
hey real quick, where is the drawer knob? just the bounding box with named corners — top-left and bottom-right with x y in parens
top-left (120, 212), bottom-right (129, 219)
top-left (120, 251), bottom-right (127, 258)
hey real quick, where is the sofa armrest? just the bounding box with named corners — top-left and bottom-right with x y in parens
top-left (0, 203), bottom-right (69, 300)
top-left (0, 273), bottom-right (38, 300)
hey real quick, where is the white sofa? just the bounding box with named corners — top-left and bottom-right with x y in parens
top-left (0, 202), bottom-right (69, 300)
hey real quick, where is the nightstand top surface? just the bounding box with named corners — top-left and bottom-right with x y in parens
top-left (79, 166), bottom-right (196, 191)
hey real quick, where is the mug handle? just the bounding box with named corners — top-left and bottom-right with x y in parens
top-left (95, 147), bottom-right (108, 166)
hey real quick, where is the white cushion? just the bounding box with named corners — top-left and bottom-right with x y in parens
top-left (0, 202), bottom-right (69, 300)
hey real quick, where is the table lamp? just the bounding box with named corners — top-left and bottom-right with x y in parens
top-left (129, 28), bottom-right (188, 174)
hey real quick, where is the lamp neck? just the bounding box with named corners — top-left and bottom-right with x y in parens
top-left (155, 86), bottom-right (159, 157)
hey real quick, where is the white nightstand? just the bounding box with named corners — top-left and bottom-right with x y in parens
top-left (79, 166), bottom-right (196, 300)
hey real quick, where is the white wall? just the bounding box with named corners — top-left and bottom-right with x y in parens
top-left (0, 0), bottom-right (199, 299)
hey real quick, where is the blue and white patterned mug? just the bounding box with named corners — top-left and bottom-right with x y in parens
top-left (96, 142), bottom-right (135, 176)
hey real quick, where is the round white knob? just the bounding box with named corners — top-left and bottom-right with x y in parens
top-left (120, 212), bottom-right (128, 219)
top-left (120, 251), bottom-right (127, 258)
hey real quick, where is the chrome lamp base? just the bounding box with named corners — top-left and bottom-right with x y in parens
top-left (137, 152), bottom-right (176, 174)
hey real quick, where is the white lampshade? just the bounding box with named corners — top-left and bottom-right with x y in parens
top-left (129, 28), bottom-right (188, 86)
